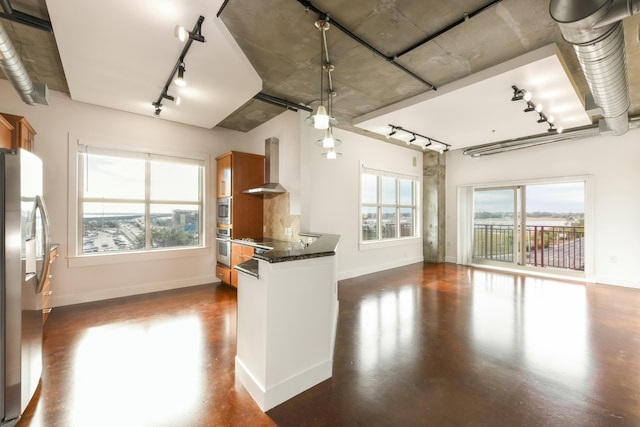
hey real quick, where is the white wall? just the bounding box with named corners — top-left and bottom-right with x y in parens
top-left (1, 80), bottom-right (264, 306)
top-left (445, 127), bottom-right (640, 289)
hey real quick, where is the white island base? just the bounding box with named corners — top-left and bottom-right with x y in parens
top-left (235, 254), bottom-right (338, 412)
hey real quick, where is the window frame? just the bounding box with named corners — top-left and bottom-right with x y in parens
top-left (359, 164), bottom-right (421, 249)
top-left (67, 136), bottom-right (210, 268)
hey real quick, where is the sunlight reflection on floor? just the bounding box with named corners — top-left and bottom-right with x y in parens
top-left (69, 315), bottom-right (204, 427)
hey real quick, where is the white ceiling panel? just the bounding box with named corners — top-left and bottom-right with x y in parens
top-left (45, 0), bottom-right (262, 128)
top-left (354, 44), bottom-right (592, 150)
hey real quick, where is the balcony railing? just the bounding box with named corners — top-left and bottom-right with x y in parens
top-left (473, 224), bottom-right (584, 271)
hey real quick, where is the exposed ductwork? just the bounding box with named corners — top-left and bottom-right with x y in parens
top-left (550, 0), bottom-right (640, 136)
top-left (0, 20), bottom-right (48, 106)
top-left (0, 20), bottom-right (35, 105)
top-left (463, 115), bottom-right (640, 157)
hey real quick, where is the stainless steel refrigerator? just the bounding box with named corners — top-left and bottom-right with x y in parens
top-left (1, 148), bottom-right (51, 426)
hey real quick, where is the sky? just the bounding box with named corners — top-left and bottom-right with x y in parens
top-left (474, 182), bottom-right (585, 214)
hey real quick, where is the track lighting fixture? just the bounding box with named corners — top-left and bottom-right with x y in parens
top-left (511, 85), bottom-right (563, 133)
top-left (151, 16), bottom-right (206, 118)
top-left (386, 124), bottom-right (450, 153)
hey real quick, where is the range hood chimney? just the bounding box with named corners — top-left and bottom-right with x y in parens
top-left (244, 137), bottom-right (287, 195)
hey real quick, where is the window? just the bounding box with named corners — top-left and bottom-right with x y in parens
top-left (77, 145), bottom-right (204, 255)
top-left (360, 166), bottom-right (419, 242)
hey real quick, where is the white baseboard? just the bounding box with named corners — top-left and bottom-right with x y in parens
top-left (337, 256), bottom-right (423, 281)
top-left (593, 275), bottom-right (640, 289)
top-left (235, 356), bottom-right (332, 412)
top-left (51, 274), bottom-right (218, 307)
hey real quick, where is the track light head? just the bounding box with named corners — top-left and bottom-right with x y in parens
top-left (537, 113), bottom-right (547, 123)
top-left (386, 128), bottom-right (396, 139)
top-left (174, 63), bottom-right (186, 87)
top-left (524, 101), bottom-right (535, 113)
top-left (175, 19), bottom-right (206, 44)
top-left (409, 134), bottom-right (416, 143)
top-left (176, 25), bottom-right (189, 42)
top-left (511, 85), bottom-right (524, 101)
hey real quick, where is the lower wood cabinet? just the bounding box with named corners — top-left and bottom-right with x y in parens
top-left (230, 243), bottom-right (255, 287)
top-left (216, 243), bottom-right (256, 288)
top-left (216, 264), bottom-right (231, 285)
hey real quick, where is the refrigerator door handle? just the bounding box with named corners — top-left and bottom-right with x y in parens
top-left (34, 194), bottom-right (52, 294)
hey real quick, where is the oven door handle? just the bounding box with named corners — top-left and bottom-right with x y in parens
top-left (216, 237), bottom-right (231, 242)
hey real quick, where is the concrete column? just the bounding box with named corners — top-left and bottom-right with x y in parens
top-left (422, 151), bottom-right (446, 263)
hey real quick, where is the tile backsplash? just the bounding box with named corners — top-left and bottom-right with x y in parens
top-left (263, 192), bottom-right (300, 242)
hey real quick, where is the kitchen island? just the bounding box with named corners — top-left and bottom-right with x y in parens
top-left (234, 233), bottom-right (340, 411)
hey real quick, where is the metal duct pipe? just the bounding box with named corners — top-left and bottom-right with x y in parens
top-left (550, 0), bottom-right (640, 136)
top-left (0, 20), bottom-right (37, 105)
top-left (463, 115), bottom-right (640, 157)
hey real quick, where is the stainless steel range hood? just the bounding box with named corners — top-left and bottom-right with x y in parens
top-left (244, 137), bottom-right (287, 195)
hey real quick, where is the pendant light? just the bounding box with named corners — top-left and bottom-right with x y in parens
top-left (305, 18), bottom-right (337, 130)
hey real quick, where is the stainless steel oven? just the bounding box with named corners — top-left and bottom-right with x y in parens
top-left (216, 197), bottom-right (231, 224)
top-left (216, 227), bottom-right (231, 267)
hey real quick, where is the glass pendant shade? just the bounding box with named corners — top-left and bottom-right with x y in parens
top-left (313, 105), bottom-right (329, 129)
top-left (315, 127), bottom-right (342, 148)
top-left (321, 147), bottom-right (342, 159)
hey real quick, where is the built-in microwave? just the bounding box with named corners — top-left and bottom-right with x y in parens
top-left (217, 197), bottom-right (231, 224)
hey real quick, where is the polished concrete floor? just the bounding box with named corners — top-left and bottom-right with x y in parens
top-left (17, 263), bottom-right (640, 426)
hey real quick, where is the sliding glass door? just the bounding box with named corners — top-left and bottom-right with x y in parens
top-left (472, 187), bottom-right (520, 265)
top-left (471, 181), bottom-right (585, 272)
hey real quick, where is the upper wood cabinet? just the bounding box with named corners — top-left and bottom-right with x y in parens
top-left (0, 115), bottom-right (14, 150)
top-left (216, 153), bottom-right (232, 198)
top-left (215, 151), bottom-right (265, 239)
top-left (0, 113), bottom-right (36, 152)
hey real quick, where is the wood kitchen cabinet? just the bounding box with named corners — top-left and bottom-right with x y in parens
top-left (0, 115), bottom-right (13, 150)
top-left (42, 245), bottom-right (58, 324)
top-left (230, 242), bottom-right (255, 287)
top-left (0, 113), bottom-right (36, 152)
top-left (215, 264), bottom-right (231, 284)
top-left (215, 152), bottom-right (265, 239)
top-left (216, 153), bottom-right (231, 198)
top-left (215, 151), bottom-right (265, 287)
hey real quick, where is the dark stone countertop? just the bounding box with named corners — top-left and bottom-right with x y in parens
top-left (234, 233), bottom-right (340, 278)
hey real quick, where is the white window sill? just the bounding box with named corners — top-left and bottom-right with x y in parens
top-left (359, 236), bottom-right (422, 251)
top-left (67, 246), bottom-right (211, 268)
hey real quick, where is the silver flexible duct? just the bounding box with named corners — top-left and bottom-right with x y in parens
top-left (550, 0), bottom-right (640, 136)
top-left (0, 20), bottom-right (37, 105)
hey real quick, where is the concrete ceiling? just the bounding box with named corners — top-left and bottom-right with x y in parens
top-left (1, 0), bottom-right (640, 151)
